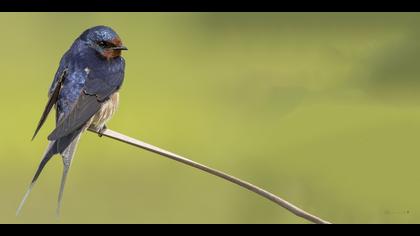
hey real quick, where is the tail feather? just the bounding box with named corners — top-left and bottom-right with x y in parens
top-left (17, 141), bottom-right (58, 216)
top-left (17, 128), bottom-right (83, 216)
top-left (16, 182), bottom-right (35, 217)
top-left (56, 133), bottom-right (81, 217)
top-left (30, 142), bottom-right (57, 184)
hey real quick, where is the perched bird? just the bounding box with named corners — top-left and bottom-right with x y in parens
top-left (17, 25), bottom-right (127, 216)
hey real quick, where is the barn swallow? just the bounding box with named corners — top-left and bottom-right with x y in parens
top-left (17, 26), bottom-right (127, 216)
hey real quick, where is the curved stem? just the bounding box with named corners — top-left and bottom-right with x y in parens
top-left (89, 128), bottom-right (331, 224)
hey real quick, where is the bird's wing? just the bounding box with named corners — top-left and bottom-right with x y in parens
top-left (31, 67), bottom-right (67, 140)
top-left (47, 92), bottom-right (101, 140)
top-left (48, 59), bottom-right (125, 141)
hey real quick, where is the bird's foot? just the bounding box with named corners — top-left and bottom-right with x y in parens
top-left (98, 125), bottom-right (107, 137)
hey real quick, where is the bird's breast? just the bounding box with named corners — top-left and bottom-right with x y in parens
top-left (89, 92), bottom-right (120, 129)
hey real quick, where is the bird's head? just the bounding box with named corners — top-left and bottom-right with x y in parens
top-left (80, 25), bottom-right (128, 60)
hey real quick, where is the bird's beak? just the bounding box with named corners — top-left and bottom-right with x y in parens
top-left (112, 46), bottom-right (128, 51)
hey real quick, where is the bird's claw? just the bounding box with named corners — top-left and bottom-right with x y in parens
top-left (98, 125), bottom-right (107, 137)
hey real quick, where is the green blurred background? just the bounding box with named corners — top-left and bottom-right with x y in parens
top-left (1, 13), bottom-right (420, 223)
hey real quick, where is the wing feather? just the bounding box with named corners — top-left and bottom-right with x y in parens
top-left (47, 92), bottom-right (101, 141)
top-left (32, 69), bottom-right (66, 140)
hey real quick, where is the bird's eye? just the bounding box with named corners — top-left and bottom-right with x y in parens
top-left (98, 41), bottom-right (112, 48)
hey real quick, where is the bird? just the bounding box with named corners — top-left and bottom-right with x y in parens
top-left (17, 25), bottom-right (127, 217)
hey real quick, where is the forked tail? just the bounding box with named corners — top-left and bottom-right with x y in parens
top-left (17, 129), bottom-right (82, 217)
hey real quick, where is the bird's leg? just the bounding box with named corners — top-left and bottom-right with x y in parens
top-left (88, 124), bottom-right (108, 137)
top-left (98, 125), bottom-right (107, 137)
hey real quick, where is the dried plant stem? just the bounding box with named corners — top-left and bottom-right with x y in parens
top-left (89, 128), bottom-right (331, 224)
